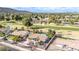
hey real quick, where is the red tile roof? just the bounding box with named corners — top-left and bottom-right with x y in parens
top-left (29, 33), bottom-right (48, 41)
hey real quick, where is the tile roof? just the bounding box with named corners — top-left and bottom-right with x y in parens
top-left (29, 33), bottom-right (48, 41)
top-left (11, 30), bottom-right (29, 37)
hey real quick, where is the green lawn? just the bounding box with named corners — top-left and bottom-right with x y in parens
top-left (7, 35), bottom-right (20, 42)
top-left (1, 21), bottom-right (79, 31)
top-left (7, 35), bottom-right (16, 40)
top-left (31, 24), bottom-right (79, 31)
top-left (0, 32), bottom-right (5, 37)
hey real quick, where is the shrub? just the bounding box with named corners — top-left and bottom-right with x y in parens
top-left (38, 41), bottom-right (44, 45)
top-left (0, 25), bottom-right (4, 28)
top-left (22, 18), bottom-right (33, 27)
top-left (46, 29), bottom-right (56, 39)
top-left (7, 35), bottom-right (20, 42)
top-left (21, 27), bottom-right (24, 30)
top-left (14, 27), bottom-right (18, 30)
top-left (0, 32), bottom-right (5, 37)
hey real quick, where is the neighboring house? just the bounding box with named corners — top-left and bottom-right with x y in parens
top-left (11, 30), bottom-right (30, 42)
top-left (62, 21), bottom-right (70, 26)
top-left (71, 15), bottom-right (78, 19)
top-left (11, 30), bottom-right (29, 37)
top-left (65, 15), bottom-right (71, 19)
top-left (32, 18), bottom-right (39, 24)
top-left (74, 22), bottom-right (79, 26)
top-left (32, 17), bottom-right (49, 24)
top-left (65, 15), bottom-right (79, 19)
top-left (58, 19), bottom-right (70, 25)
top-left (40, 18), bottom-right (49, 24)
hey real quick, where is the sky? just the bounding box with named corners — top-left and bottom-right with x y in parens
top-left (12, 7), bottom-right (79, 13)
top-left (0, 0), bottom-right (79, 7)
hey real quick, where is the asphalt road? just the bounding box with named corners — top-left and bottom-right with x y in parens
top-left (0, 42), bottom-right (30, 51)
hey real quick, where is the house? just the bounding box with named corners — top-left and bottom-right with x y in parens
top-left (58, 19), bottom-right (70, 25)
top-left (40, 18), bottom-right (49, 24)
top-left (27, 33), bottom-right (48, 48)
top-left (32, 18), bottom-right (39, 24)
top-left (65, 15), bottom-right (71, 19)
top-left (62, 21), bottom-right (70, 26)
top-left (32, 17), bottom-right (49, 24)
top-left (74, 22), bottom-right (79, 26)
top-left (11, 30), bottom-right (29, 37)
top-left (28, 33), bottom-right (48, 42)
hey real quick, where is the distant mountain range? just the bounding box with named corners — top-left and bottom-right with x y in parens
top-left (1, 7), bottom-right (79, 13)
top-left (0, 7), bottom-right (30, 14)
top-left (12, 7), bottom-right (79, 13)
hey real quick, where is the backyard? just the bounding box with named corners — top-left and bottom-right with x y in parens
top-left (0, 20), bottom-right (79, 51)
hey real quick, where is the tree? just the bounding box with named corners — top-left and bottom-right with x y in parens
top-left (11, 14), bottom-right (15, 20)
top-left (6, 17), bottom-right (10, 21)
top-left (0, 15), bottom-right (5, 21)
top-left (23, 17), bottom-right (33, 27)
top-left (46, 29), bottom-right (56, 39)
top-left (15, 15), bottom-right (23, 21)
top-left (0, 24), bottom-right (4, 28)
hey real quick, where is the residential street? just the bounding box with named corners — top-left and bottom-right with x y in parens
top-left (0, 41), bottom-right (45, 51)
top-left (0, 42), bottom-right (30, 51)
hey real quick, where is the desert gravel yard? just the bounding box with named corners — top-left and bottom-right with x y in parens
top-left (47, 38), bottom-right (79, 51)
top-left (56, 30), bottom-right (79, 40)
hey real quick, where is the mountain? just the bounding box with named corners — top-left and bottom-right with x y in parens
top-left (0, 7), bottom-right (31, 14)
top-left (1, 7), bottom-right (79, 13)
top-left (12, 7), bottom-right (79, 13)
